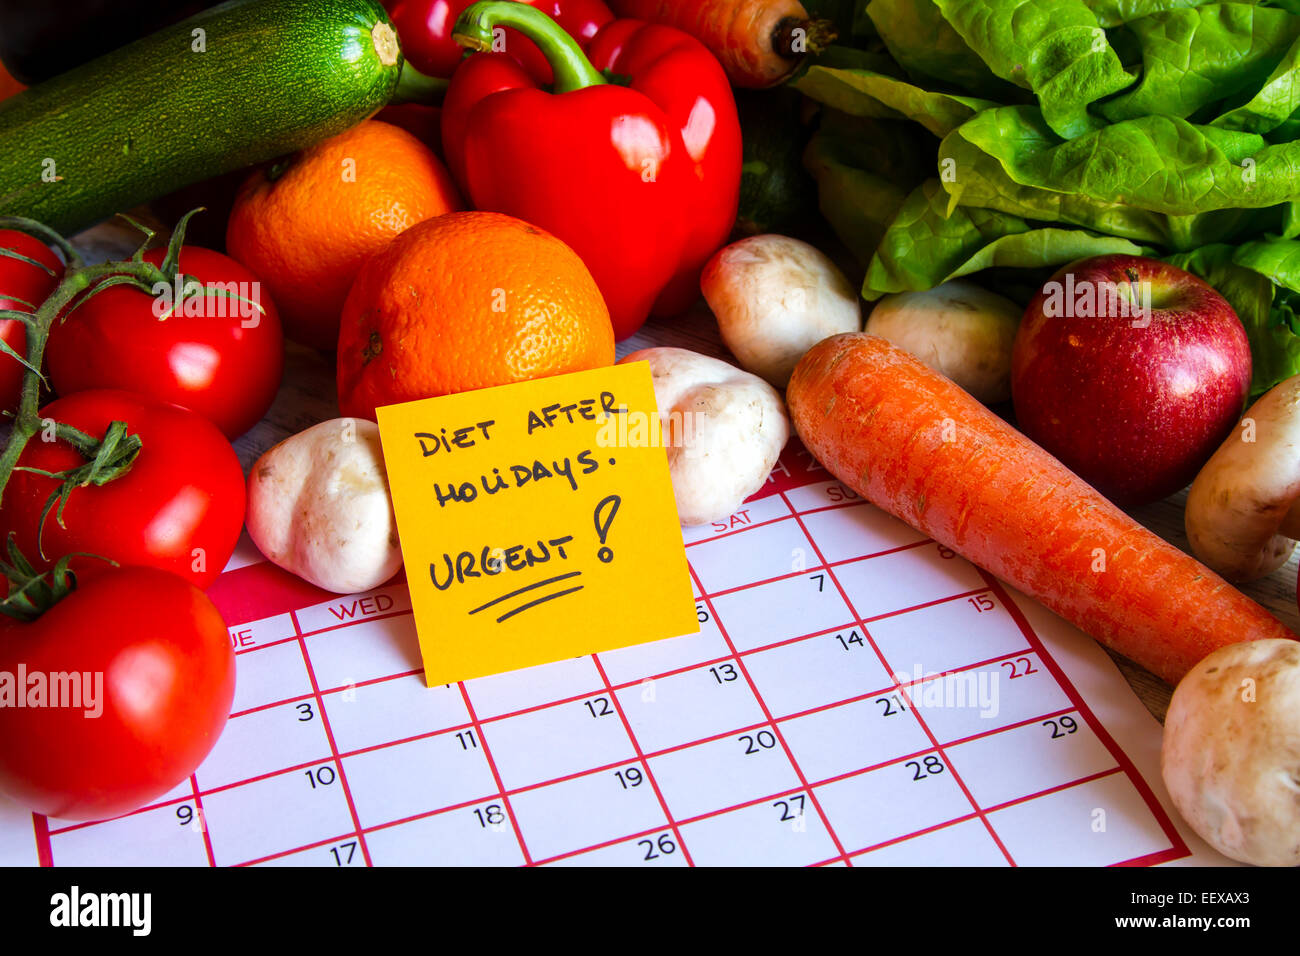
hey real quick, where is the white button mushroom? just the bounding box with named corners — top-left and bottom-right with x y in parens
top-left (864, 281), bottom-right (1021, 404)
top-left (620, 347), bottom-right (789, 526)
top-left (1162, 638), bottom-right (1300, 867)
top-left (701, 234), bottom-right (862, 389)
top-left (246, 418), bottom-right (403, 594)
top-left (1185, 373), bottom-right (1300, 582)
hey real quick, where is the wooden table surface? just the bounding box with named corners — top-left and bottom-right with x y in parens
top-left (1119, 495), bottom-right (1299, 721)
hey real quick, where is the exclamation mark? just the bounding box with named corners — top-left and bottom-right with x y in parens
top-left (594, 494), bottom-right (621, 564)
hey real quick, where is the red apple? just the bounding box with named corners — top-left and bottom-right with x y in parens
top-left (1011, 254), bottom-right (1251, 506)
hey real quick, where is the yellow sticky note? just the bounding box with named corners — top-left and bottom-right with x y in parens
top-left (376, 362), bottom-right (699, 686)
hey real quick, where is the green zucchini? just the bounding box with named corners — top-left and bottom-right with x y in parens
top-left (0, 0), bottom-right (402, 236)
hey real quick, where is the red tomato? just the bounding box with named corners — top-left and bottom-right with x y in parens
top-left (0, 566), bottom-right (234, 821)
top-left (0, 229), bottom-right (64, 412)
top-left (46, 246), bottom-right (283, 439)
top-left (0, 389), bottom-right (246, 590)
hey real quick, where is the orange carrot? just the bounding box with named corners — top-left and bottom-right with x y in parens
top-left (607, 0), bottom-right (836, 88)
top-left (787, 333), bottom-right (1295, 685)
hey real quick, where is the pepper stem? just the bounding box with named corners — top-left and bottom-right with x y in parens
top-left (452, 1), bottom-right (606, 93)
top-left (391, 61), bottom-right (450, 105)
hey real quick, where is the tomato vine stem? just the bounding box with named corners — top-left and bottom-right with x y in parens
top-left (0, 210), bottom-right (204, 616)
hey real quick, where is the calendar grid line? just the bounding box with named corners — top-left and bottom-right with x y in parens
top-left (938, 705), bottom-right (1081, 749)
top-left (848, 810), bottom-right (983, 859)
top-left (234, 633), bottom-right (303, 656)
top-left (529, 820), bottom-right (688, 866)
top-left (234, 829), bottom-right (361, 867)
top-left (684, 512), bottom-right (795, 545)
top-left (525, 781), bottom-right (844, 864)
top-left (590, 653), bottom-right (696, 867)
top-left (890, 647), bottom-right (1034, 691)
top-left (981, 766), bottom-right (1123, 814)
top-left (233, 607), bottom-right (415, 656)
top-left (229, 690), bottom-right (318, 720)
top-left (679, 490), bottom-right (897, 549)
top-left (48, 754), bottom-right (349, 834)
top-left (697, 539), bottom-right (934, 600)
top-left (347, 791), bottom-right (500, 840)
top-left (190, 774), bottom-right (217, 867)
top-left (669, 780), bottom-right (838, 829)
top-left (297, 608), bottom-right (410, 639)
top-left (1112, 846), bottom-right (1187, 867)
top-left (776, 490), bottom-right (1016, 866)
top-left (226, 578), bottom-right (999, 690)
top-left (325, 720), bottom-right (483, 763)
top-left (299, 603), bottom-right (413, 638)
top-left (800, 745), bottom-right (950, 790)
top-left (457, 683), bottom-right (534, 865)
top-left (290, 610), bottom-right (374, 868)
top-left (688, 557), bottom-right (852, 866)
top-left (857, 586), bottom-right (993, 623)
top-left (976, 572), bottom-right (1191, 862)
top-left (782, 497), bottom-right (880, 521)
top-left (30, 813), bottom-right (51, 867)
top-left (229, 623), bottom-right (1032, 737)
top-left (226, 661), bottom-right (421, 718)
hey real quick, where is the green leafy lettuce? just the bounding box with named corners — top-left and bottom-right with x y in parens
top-left (794, 0), bottom-right (1300, 394)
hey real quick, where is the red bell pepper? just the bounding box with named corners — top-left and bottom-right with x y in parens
top-left (384, 0), bottom-right (613, 83)
top-left (442, 1), bottom-right (741, 340)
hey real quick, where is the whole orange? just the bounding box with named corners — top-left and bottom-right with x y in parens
top-left (226, 120), bottom-right (462, 350)
top-left (337, 211), bottom-right (615, 420)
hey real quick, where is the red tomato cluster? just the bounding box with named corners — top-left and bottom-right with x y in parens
top-left (0, 231), bottom-right (281, 821)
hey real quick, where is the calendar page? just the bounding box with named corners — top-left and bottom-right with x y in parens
top-left (0, 442), bottom-right (1231, 867)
